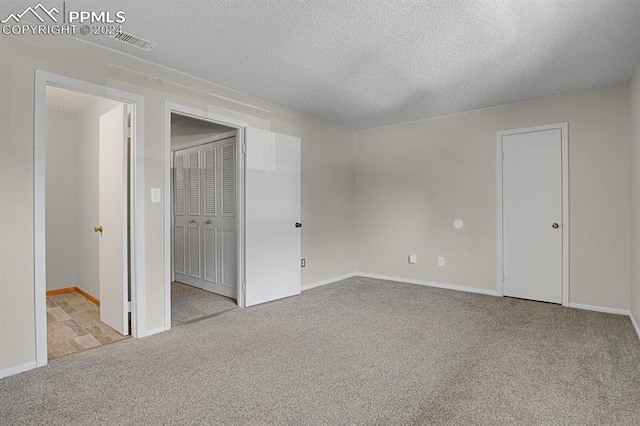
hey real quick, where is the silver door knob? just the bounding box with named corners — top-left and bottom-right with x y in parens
top-left (552, 223), bottom-right (559, 229)
top-left (189, 219), bottom-right (196, 224)
top-left (205, 220), bottom-right (212, 225)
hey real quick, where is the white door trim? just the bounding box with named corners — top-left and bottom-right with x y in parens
top-left (164, 102), bottom-right (248, 331)
top-left (171, 130), bottom-right (237, 151)
top-left (34, 70), bottom-right (146, 368)
top-left (496, 122), bottom-right (569, 306)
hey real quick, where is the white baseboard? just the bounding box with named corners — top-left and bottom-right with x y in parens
top-left (0, 360), bottom-right (37, 379)
top-left (137, 326), bottom-right (166, 338)
top-left (301, 272), bottom-right (357, 291)
top-left (568, 302), bottom-right (630, 316)
top-left (357, 272), bottom-right (499, 297)
top-left (630, 313), bottom-right (640, 341)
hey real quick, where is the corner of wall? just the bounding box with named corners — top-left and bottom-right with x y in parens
top-left (352, 130), bottom-right (360, 273)
top-left (629, 59), bottom-right (640, 337)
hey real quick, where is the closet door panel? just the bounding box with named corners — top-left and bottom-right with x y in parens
top-left (221, 143), bottom-right (236, 217)
top-left (174, 225), bottom-right (186, 275)
top-left (203, 227), bottom-right (218, 284)
top-left (188, 225), bottom-right (201, 282)
top-left (220, 228), bottom-right (236, 289)
top-left (174, 154), bottom-right (186, 216)
top-left (188, 151), bottom-right (201, 216)
top-left (203, 147), bottom-right (217, 217)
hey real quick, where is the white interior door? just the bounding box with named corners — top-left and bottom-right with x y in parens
top-left (245, 128), bottom-right (301, 307)
top-left (98, 104), bottom-right (129, 335)
top-left (502, 128), bottom-right (563, 304)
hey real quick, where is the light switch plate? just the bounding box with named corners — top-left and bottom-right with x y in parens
top-left (408, 254), bottom-right (417, 264)
top-left (151, 188), bottom-right (161, 203)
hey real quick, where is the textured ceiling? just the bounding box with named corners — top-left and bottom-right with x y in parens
top-left (5, 1), bottom-right (640, 129)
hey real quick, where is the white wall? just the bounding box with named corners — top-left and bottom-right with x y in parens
top-left (44, 98), bottom-right (122, 299)
top-left (0, 34), bottom-right (356, 373)
top-left (630, 61), bottom-right (640, 330)
top-left (45, 110), bottom-right (78, 291)
top-left (356, 85), bottom-right (631, 311)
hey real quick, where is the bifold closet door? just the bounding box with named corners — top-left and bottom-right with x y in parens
top-left (174, 148), bottom-right (203, 289)
top-left (173, 139), bottom-right (237, 298)
top-left (201, 139), bottom-right (237, 299)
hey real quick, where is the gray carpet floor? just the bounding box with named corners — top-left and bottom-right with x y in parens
top-left (171, 281), bottom-right (238, 326)
top-left (1, 277), bottom-right (639, 425)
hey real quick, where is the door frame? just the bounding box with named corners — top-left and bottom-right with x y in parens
top-left (496, 122), bottom-right (569, 306)
top-left (164, 102), bottom-right (248, 330)
top-left (34, 70), bottom-right (146, 368)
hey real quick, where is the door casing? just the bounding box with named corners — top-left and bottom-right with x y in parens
top-left (164, 103), bottom-right (248, 331)
top-left (34, 71), bottom-right (147, 369)
top-left (496, 122), bottom-right (569, 306)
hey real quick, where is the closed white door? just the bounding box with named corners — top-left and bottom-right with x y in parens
top-left (98, 104), bottom-right (129, 335)
top-left (173, 138), bottom-right (237, 299)
top-left (245, 128), bottom-right (301, 307)
top-left (502, 128), bottom-right (563, 304)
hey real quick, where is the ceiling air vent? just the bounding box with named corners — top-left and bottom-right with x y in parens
top-left (109, 31), bottom-right (157, 51)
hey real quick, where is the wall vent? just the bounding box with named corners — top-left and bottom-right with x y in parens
top-left (109, 31), bottom-right (157, 51)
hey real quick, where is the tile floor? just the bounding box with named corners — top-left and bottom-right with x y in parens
top-left (47, 291), bottom-right (128, 359)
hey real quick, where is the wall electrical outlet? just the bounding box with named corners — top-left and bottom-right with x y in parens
top-left (438, 257), bottom-right (445, 267)
top-left (408, 254), bottom-right (417, 264)
top-left (301, 258), bottom-right (306, 268)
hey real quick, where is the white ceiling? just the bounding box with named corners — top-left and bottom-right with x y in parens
top-left (171, 115), bottom-right (235, 148)
top-left (171, 114), bottom-right (234, 139)
top-left (46, 86), bottom-right (94, 112)
top-left (8, 1), bottom-right (640, 129)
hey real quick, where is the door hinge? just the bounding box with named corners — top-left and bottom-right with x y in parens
top-left (242, 144), bottom-right (246, 154)
top-left (242, 281), bottom-right (246, 291)
top-left (501, 151), bottom-right (504, 160)
top-left (127, 301), bottom-right (132, 313)
top-left (502, 274), bottom-right (505, 283)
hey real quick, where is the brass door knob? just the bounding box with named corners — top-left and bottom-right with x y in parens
top-left (94, 226), bottom-right (103, 233)
top-left (552, 223), bottom-right (559, 229)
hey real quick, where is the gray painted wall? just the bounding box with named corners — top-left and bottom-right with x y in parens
top-left (630, 62), bottom-right (640, 328)
top-left (0, 35), bottom-right (357, 371)
top-left (75, 97), bottom-right (123, 299)
top-left (45, 97), bottom-right (122, 298)
top-left (356, 84), bottom-right (631, 311)
top-left (45, 110), bottom-right (78, 291)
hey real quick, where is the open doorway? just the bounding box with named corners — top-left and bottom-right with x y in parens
top-left (170, 114), bottom-right (239, 326)
top-left (44, 85), bottom-right (132, 358)
top-left (164, 102), bottom-right (303, 332)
